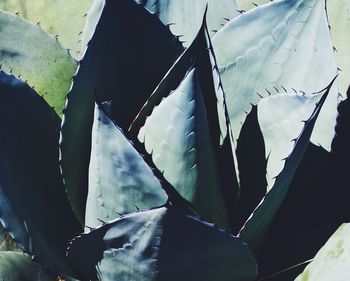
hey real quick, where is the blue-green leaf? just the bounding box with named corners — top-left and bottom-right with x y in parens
top-left (68, 207), bottom-right (258, 281)
top-left (137, 0), bottom-right (239, 46)
top-left (139, 69), bottom-right (230, 227)
top-left (238, 78), bottom-right (336, 251)
top-left (59, 0), bottom-right (183, 224)
top-left (258, 92), bottom-right (323, 190)
top-left (133, 18), bottom-right (239, 228)
top-left (237, 0), bottom-right (350, 99)
top-left (85, 102), bottom-right (167, 228)
top-left (213, 0), bottom-right (338, 151)
top-left (0, 224), bottom-right (21, 251)
top-left (0, 252), bottom-right (56, 281)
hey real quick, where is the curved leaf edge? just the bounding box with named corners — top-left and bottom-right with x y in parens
top-left (238, 76), bottom-right (338, 250)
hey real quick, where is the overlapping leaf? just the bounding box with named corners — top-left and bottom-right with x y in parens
top-left (237, 0), bottom-right (350, 99)
top-left (295, 224), bottom-right (350, 281)
top-left (0, 71), bottom-right (81, 277)
top-left (132, 17), bottom-right (239, 228)
top-left (258, 92), bottom-right (322, 190)
top-left (0, 0), bottom-right (93, 59)
top-left (0, 224), bottom-right (21, 251)
top-left (60, 0), bottom-right (183, 224)
top-left (213, 0), bottom-right (338, 151)
top-left (236, 0), bottom-right (269, 11)
top-left (68, 207), bottom-right (258, 281)
top-left (328, 0), bottom-right (350, 98)
top-left (85, 102), bottom-right (167, 228)
top-left (139, 69), bottom-right (230, 227)
top-left (136, 0), bottom-right (239, 46)
top-left (0, 252), bottom-right (56, 281)
top-left (238, 79), bottom-right (335, 250)
top-left (0, 10), bottom-right (76, 114)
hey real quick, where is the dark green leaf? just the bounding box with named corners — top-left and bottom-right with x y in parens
top-left (68, 207), bottom-right (258, 281)
top-left (60, 0), bottom-right (183, 224)
top-left (85, 102), bottom-right (167, 228)
top-left (0, 71), bottom-right (81, 277)
top-left (0, 251), bottom-right (56, 281)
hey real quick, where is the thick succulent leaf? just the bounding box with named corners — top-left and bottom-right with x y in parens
top-left (238, 79), bottom-right (335, 250)
top-left (257, 95), bottom-right (350, 279)
top-left (0, 251), bottom-right (56, 281)
top-left (213, 0), bottom-right (339, 151)
top-left (254, 90), bottom-right (350, 279)
top-left (68, 207), bottom-right (258, 281)
top-left (80, 0), bottom-right (105, 55)
top-left (0, 0), bottom-right (92, 59)
top-left (136, 0), bottom-right (239, 47)
top-left (0, 10), bottom-right (76, 115)
top-left (238, 0), bottom-right (350, 98)
top-left (139, 69), bottom-right (230, 227)
top-left (85, 102), bottom-right (167, 228)
top-left (295, 224), bottom-right (350, 281)
top-left (0, 71), bottom-right (81, 277)
top-left (60, 0), bottom-right (183, 223)
top-left (236, 0), bottom-right (269, 11)
top-left (131, 18), bottom-right (240, 228)
top-left (0, 224), bottom-right (21, 251)
top-left (258, 93), bottom-right (322, 190)
top-left (328, 0), bottom-right (350, 99)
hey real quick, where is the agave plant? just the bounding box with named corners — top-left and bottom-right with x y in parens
top-left (0, 0), bottom-right (349, 280)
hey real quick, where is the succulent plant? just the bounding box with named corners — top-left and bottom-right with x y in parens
top-left (0, 0), bottom-right (349, 280)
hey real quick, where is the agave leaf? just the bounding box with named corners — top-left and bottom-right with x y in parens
top-left (0, 10), bottom-right (76, 115)
top-left (0, 0), bottom-right (92, 59)
top-left (136, 0), bottom-right (239, 47)
top-left (237, 0), bottom-right (350, 99)
top-left (255, 90), bottom-right (350, 279)
top-left (295, 224), bottom-right (350, 281)
top-left (328, 0), bottom-right (350, 99)
top-left (238, 78), bottom-right (335, 251)
top-left (257, 95), bottom-right (350, 279)
top-left (85, 102), bottom-right (167, 228)
top-left (80, 0), bottom-right (105, 55)
top-left (68, 207), bottom-right (258, 281)
top-left (135, 18), bottom-right (239, 228)
top-left (212, 0), bottom-right (338, 151)
top-left (0, 71), bottom-right (81, 277)
top-left (0, 224), bottom-right (21, 251)
top-left (256, 145), bottom-right (337, 278)
top-left (139, 69), bottom-right (230, 227)
top-left (236, 0), bottom-right (269, 11)
top-left (0, 251), bottom-right (56, 281)
top-left (60, 0), bottom-right (183, 224)
top-left (258, 92), bottom-right (322, 190)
